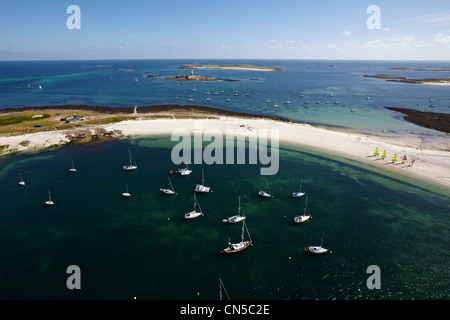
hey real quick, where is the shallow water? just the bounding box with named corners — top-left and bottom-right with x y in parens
top-left (0, 137), bottom-right (448, 299)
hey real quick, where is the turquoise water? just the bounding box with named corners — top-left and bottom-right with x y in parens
top-left (1, 137), bottom-right (448, 300)
top-left (1, 59), bottom-right (450, 136)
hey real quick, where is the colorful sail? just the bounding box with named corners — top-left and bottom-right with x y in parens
top-left (392, 154), bottom-right (397, 163)
top-left (381, 150), bottom-right (386, 159)
top-left (374, 147), bottom-right (379, 156)
top-left (402, 155), bottom-right (407, 163)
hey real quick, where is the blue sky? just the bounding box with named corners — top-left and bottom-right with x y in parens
top-left (1, 0), bottom-right (449, 60)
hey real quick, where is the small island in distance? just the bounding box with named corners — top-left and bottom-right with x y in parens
top-left (363, 74), bottom-right (450, 85)
top-left (178, 64), bottom-right (285, 71)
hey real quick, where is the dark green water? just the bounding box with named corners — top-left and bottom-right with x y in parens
top-left (0, 136), bottom-right (449, 300)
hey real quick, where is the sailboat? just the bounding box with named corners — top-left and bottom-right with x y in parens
top-left (184, 193), bottom-right (203, 219)
top-left (18, 173), bottom-right (25, 186)
top-left (246, 90), bottom-right (250, 97)
top-left (194, 168), bottom-right (211, 193)
top-left (160, 177), bottom-right (176, 195)
top-left (374, 147), bottom-right (379, 157)
top-left (221, 220), bottom-right (252, 254)
top-left (293, 195), bottom-right (311, 224)
top-left (392, 153), bottom-right (398, 164)
top-left (401, 154), bottom-right (408, 164)
top-left (304, 232), bottom-right (328, 254)
top-left (223, 196), bottom-right (246, 223)
top-left (122, 150), bottom-right (137, 171)
top-left (258, 178), bottom-right (273, 198)
top-left (122, 184), bottom-right (131, 197)
top-left (69, 160), bottom-right (77, 172)
top-left (291, 179), bottom-right (305, 198)
top-left (219, 278), bottom-right (231, 300)
top-left (176, 158), bottom-right (192, 176)
top-left (381, 150), bottom-right (387, 160)
top-left (45, 190), bottom-right (54, 205)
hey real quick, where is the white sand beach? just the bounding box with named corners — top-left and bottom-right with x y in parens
top-left (2, 116), bottom-right (450, 190)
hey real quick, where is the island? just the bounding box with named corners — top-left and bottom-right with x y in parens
top-left (178, 64), bottom-right (285, 71)
top-left (388, 67), bottom-right (450, 71)
top-left (165, 69), bottom-right (239, 81)
top-left (384, 107), bottom-right (450, 134)
top-left (363, 74), bottom-right (450, 85)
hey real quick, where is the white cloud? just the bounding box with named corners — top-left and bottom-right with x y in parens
top-left (434, 32), bottom-right (450, 44)
top-left (342, 31), bottom-right (352, 36)
top-left (398, 11), bottom-right (450, 24)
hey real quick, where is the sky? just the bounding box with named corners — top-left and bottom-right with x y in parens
top-left (0, 0), bottom-right (450, 60)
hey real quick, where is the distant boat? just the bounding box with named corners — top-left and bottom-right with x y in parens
top-left (258, 178), bottom-right (273, 198)
top-left (69, 160), bottom-right (77, 172)
top-left (265, 98), bottom-right (271, 103)
top-left (246, 90), bottom-right (250, 97)
top-left (45, 191), bottom-right (54, 206)
top-left (122, 184), bottom-right (131, 197)
top-left (392, 154), bottom-right (398, 163)
top-left (293, 195), bottom-right (311, 224)
top-left (38, 85), bottom-right (42, 89)
top-left (291, 179), bottom-right (305, 198)
top-left (192, 85), bottom-right (197, 92)
top-left (366, 97), bottom-right (370, 100)
top-left (176, 158), bottom-right (192, 176)
top-left (304, 232), bottom-right (328, 254)
top-left (219, 278), bottom-right (231, 300)
top-left (221, 220), bottom-right (252, 254)
top-left (160, 177), bottom-right (176, 195)
top-left (226, 98), bottom-right (231, 102)
top-left (223, 196), bottom-right (246, 223)
top-left (194, 168), bottom-right (211, 193)
top-left (285, 97), bottom-right (291, 104)
top-left (18, 173), bottom-right (25, 186)
top-left (402, 154), bottom-right (408, 164)
top-left (122, 150), bottom-right (137, 171)
top-left (273, 104), bottom-right (279, 108)
top-left (374, 147), bottom-right (379, 157)
top-left (381, 150), bottom-right (387, 159)
top-left (333, 101), bottom-right (340, 104)
top-left (184, 193), bottom-right (203, 219)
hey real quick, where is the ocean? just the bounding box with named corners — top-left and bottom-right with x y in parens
top-left (0, 59), bottom-right (449, 300)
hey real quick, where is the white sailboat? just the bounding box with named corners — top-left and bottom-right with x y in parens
top-left (219, 278), bottom-right (231, 300)
top-left (122, 150), bottom-right (137, 171)
top-left (160, 177), bottom-right (176, 195)
top-left (194, 168), bottom-right (211, 193)
top-left (18, 173), bottom-right (25, 186)
top-left (291, 179), bottom-right (305, 197)
top-left (293, 195), bottom-right (311, 224)
top-left (45, 190), bottom-right (54, 205)
top-left (305, 232), bottom-right (329, 254)
top-left (221, 220), bottom-right (252, 254)
top-left (176, 158), bottom-right (192, 176)
top-left (122, 184), bottom-right (131, 197)
top-left (257, 178), bottom-right (273, 198)
top-left (69, 160), bottom-right (77, 172)
top-left (223, 196), bottom-right (246, 223)
top-left (184, 193), bottom-right (203, 219)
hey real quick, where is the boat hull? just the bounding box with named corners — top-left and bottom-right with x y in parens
top-left (293, 215), bottom-right (310, 223)
top-left (223, 215), bottom-right (245, 223)
top-left (122, 165), bottom-right (137, 171)
top-left (291, 192), bottom-right (305, 198)
top-left (258, 191), bottom-right (272, 198)
top-left (305, 246), bottom-right (328, 254)
top-left (184, 211), bottom-right (203, 219)
top-left (221, 241), bottom-right (252, 254)
top-left (45, 201), bottom-right (54, 206)
top-left (194, 184), bottom-right (210, 193)
top-left (160, 188), bottom-right (176, 195)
